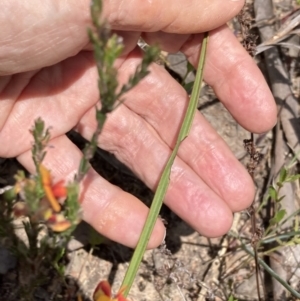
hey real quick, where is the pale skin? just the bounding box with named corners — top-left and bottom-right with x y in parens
top-left (0, 0), bottom-right (277, 248)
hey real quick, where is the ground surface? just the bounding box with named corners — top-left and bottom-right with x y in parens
top-left (1, 1), bottom-right (300, 300)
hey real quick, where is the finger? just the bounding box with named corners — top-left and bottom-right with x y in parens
top-left (0, 51), bottom-right (98, 157)
top-left (1, 0), bottom-right (244, 75)
top-left (181, 25), bottom-right (277, 132)
top-left (17, 134), bottom-right (165, 249)
top-left (103, 0), bottom-right (244, 33)
top-left (0, 71), bottom-right (38, 129)
top-left (76, 101), bottom-right (235, 237)
top-left (0, 1), bottom-right (91, 75)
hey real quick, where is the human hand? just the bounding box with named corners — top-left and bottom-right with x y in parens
top-left (0, 0), bottom-right (277, 248)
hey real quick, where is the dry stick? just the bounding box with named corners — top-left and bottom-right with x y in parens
top-left (255, 8), bottom-right (300, 55)
top-left (254, 1), bottom-right (300, 163)
top-left (244, 134), bottom-right (263, 301)
top-left (254, 0), bottom-right (300, 299)
top-left (238, 5), bottom-right (264, 299)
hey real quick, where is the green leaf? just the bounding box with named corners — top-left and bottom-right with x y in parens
top-left (105, 34), bottom-right (124, 65)
top-left (34, 117), bottom-right (45, 136)
top-left (228, 296), bottom-right (238, 301)
top-left (293, 237), bottom-right (300, 244)
top-left (90, 0), bottom-right (102, 28)
top-left (268, 186), bottom-right (278, 201)
top-left (278, 167), bottom-right (287, 183)
top-left (270, 209), bottom-right (287, 225)
top-left (3, 187), bottom-right (17, 202)
top-left (285, 174), bottom-right (300, 182)
top-left (276, 195), bottom-right (285, 203)
top-left (183, 81), bottom-right (195, 93)
top-left (276, 181), bottom-right (283, 189)
top-left (186, 61), bottom-right (195, 73)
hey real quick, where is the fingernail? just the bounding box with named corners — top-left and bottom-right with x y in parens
top-left (160, 228), bottom-right (166, 245)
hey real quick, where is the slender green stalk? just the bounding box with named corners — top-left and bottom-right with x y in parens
top-left (240, 240), bottom-right (300, 298)
top-left (122, 32), bottom-right (209, 294)
top-left (229, 232), bottom-right (300, 299)
top-left (262, 230), bottom-right (300, 245)
top-left (78, 0), bottom-right (160, 182)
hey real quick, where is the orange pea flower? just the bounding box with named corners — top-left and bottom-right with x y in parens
top-left (93, 281), bottom-right (129, 301)
top-left (39, 164), bottom-right (67, 212)
top-left (44, 209), bottom-right (72, 232)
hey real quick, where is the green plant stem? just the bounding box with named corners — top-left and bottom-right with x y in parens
top-left (230, 232), bottom-right (300, 299)
top-left (262, 230), bottom-right (300, 244)
top-left (268, 208), bottom-right (300, 236)
top-left (241, 242), bottom-right (300, 298)
top-left (121, 32), bottom-right (209, 295)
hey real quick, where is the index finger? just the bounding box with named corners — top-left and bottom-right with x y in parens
top-left (103, 0), bottom-right (245, 33)
top-left (0, 0), bottom-right (243, 75)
